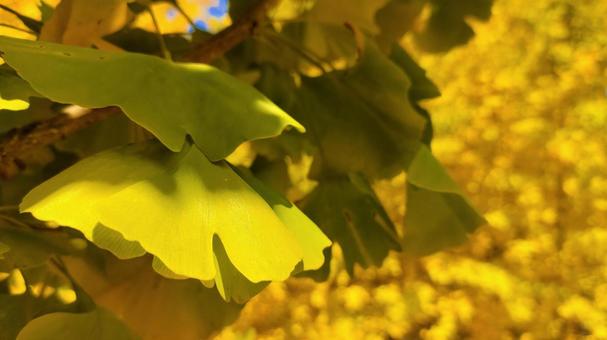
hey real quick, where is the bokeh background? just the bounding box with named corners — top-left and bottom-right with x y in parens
top-left (2, 0), bottom-right (607, 338)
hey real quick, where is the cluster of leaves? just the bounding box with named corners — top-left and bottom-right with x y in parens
top-left (210, 0), bottom-right (607, 338)
top-left (0, 0), bottom-right (490, 338)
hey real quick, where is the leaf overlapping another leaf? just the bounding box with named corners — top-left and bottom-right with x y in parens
top-left (0, 36), bottom-right (304, 161)
top-left (0, 65), bottom-right (39, 111)
top-left (403, 145), bottom-right (485, 255)
top-left (302, 175), bottom-right (400, 275)
top-left (20, 141), bottom-right (331, 302)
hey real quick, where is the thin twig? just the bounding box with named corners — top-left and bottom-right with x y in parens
top-left (0, 107), bottom-right (120, 178)
top-left (183, 0), bottom-right (279, 63)
top-left (147, 6), bottom-right (172, 61)
top-left (0, 23), bottom-right (35, 35)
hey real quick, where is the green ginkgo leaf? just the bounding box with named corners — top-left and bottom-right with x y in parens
top-left (403, 145), bottom-right (485, 254)
top-left (389, 45), bottom-right (440, 101)
top-left (302, 175), bottom-right (400, 274)
top-left (0, 65), bottom-right (39, 111)
top-left (284, 41), bottom-right (424, 178)
top-left (17, 308), bottom-right (139, 340)
top-left (20, 141), bottom-right (330, 298)
top-left (0, 36), bottom-right (304, 160)
top-left (414, 0), bottom-right (494, 52)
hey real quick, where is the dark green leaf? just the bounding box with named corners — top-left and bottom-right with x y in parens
top-left (302, 175), bottom-right (400, 274)
top-left (403, 145), bottom-right (485, 254)
top-left (414, 0), bottom-right (494, 52)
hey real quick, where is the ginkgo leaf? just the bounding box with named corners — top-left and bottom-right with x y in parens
top-left (414, 0), bottom-right (494, 52)
top-left (389, 45), bottom-right (440, 101)
top-left (403, 145), bottom-right (485, 254)
top-left (302, 175), bottom-right (400, 274)
top-left (389, 44), bottom-right (440, 143)
top-left (20, 141), bottom-right (329, 291)
top-left (40, 0), bottom-right (131, 49)
top-left (63, 255), bottom-right (243, 340)
top-left (0, 65), bottom-right (39, 111)
top-left (17, 308), bottom-right (139, 340)
top-left (0, 36), bottom-right (305, 161)
top-left (281, 41), bottom-right (425, 178)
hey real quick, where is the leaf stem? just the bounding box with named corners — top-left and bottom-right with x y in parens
top-left (0, 23), bottom-right (35, 35)
top-left (147, 6), bottom-right (172, 61)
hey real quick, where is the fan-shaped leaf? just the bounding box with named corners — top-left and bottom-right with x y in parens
top-left (20, 141), bottom-right (329, 297)
top-left (0, 36), bottom-right (304, 160)
top-left (283, 41), bottom-right (424, 178)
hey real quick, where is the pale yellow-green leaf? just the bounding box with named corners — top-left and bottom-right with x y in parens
top-left (0, 36), bottom-right (304, 160)
top-left (20, 141), bottom-right (329, 291)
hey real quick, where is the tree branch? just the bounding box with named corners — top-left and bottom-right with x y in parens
top-left (0, 0), bottom-right (277, 179)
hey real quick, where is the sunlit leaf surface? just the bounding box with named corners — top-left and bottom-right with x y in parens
top-left (0, 36), bottom-right (304, 160)
top-left (21, 141), bottom-right (329, 301)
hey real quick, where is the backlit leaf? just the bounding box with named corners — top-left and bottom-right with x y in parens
top-left (0, 36), bottom-right (304, 160)
top-left (20, 141), bottom-right (329, 300)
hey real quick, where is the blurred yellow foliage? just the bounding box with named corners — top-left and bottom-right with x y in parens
top-left (2, 0), bottom-right (607, 338)
top-left (216, 0), bottom-right (607, 339)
